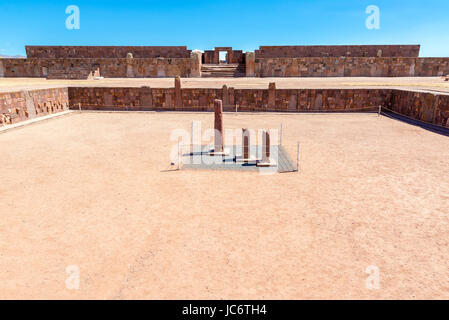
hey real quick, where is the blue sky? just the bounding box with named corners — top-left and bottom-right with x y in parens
top-left (1, 0), bottom-right (448, 57)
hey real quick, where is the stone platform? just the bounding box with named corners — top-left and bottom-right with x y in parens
top-left (182, 145), bottom-right (297, 173)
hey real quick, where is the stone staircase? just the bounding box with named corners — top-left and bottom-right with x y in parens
top-left (201, 63), bottom-right (246, 78)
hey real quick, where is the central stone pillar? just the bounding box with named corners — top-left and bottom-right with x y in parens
top-left (214, 99), bottom-right (224, 153)
top-left (242, 128), bottom-right (250, 161)
top-left (175, 76), bottom-right (182, 108)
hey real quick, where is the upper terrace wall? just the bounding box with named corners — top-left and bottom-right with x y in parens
top-left (2, 56), bottom-right (448, 78)
top-left (254, 57), bottom-right (449, 77)
top-left (25, 46), bottom-right (192, 58)
top-left (0, 57), bottom-right (199, 78)
top-left (255, 45), bottom-right (420, 58)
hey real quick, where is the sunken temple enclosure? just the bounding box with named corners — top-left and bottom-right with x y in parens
top-left (2, 83), bottom-right (449, 129)
top-left (1, 44), bottom-right (449, 79)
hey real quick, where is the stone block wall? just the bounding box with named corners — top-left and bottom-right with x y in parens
top-left (391, 90), bottom-right (449, 127)
top-left (67, 86), bottom-right (393, 113)
top-left (0, 59), bottom-right (48, 77)
top-left (0, 88), bottom-right (69, 125)
top-left (66, 85), bottom-right (448, 128)
top-left (255, 45), bottom-right (420, 58)
top-left (0, 57), bottom-right (200, 79)
top-left (255, 57), bottom-right (449, 77)
top-left (2, 85), bottom-right (448, 129)
top-left (25, 46), bottom-right (191, 58)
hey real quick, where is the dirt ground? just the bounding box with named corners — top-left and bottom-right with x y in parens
top-left (1, 111), bottom-right (449, 299)
top-left (1, 76), bottom-right (449, 92)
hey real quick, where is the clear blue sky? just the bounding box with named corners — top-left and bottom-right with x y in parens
top-left (1, 0), bottom-right (448, 57)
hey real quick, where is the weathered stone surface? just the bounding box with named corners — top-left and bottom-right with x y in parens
top-left (0, 60), bottom-right (4, 77)
top-left (255, 57), bottom-right (449, 77)
top-left (214, 99), bottom-right (224, 152)
top-left (26, 46), bottom-right (192, 58)
top-left (175, 77), bottom-right (182, 108)
top-left (65, 86), bottom-right (448, 128)
top-left (140, 86), bottom-right (152, 108)
top-left (262, 130), bottom-right (270, 163)
top-left (2, 85), bottom-right (448, 128)
top-left (245, 52), bottom-right (255, 77)
top-left (2, 46), bottom-right (449, 78)
top-left (190, 51), bottom-right (202, 78)
top-left (23, 90), bottom-right (37, 119)
top-left (0, 57), bottom-right (197, 79)
top-left (203, 47), bottom-right (245, 64)
top-left (255, 45), bottom-right (420, 58)
top-left (268, 82), bottom-right (276, 109)
top-left (0, 88), bottom-right (69, 125)
top-left (242, 128), bottom-right (250, 161)
top-left (222, 85), bottom-right (229, 107)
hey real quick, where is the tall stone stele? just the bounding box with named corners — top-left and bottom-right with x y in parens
top-left (245, 52), bottom-right (256, 77)
top-left (214, 99), bottom-right (224, 153)
top-left (242, 128), bottom-right (250, 161)
top-left (175, 76), bottom-right (182, 108)
top-left (190, 50), bottom-right (202, 78)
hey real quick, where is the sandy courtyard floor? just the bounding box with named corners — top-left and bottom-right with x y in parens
top-left (1, 76), bottom-right (449, 92)
top-left (1, 112), bottom-right (449, 299)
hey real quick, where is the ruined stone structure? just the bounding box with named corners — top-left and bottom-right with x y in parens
top-left (1, 44), bottom-right (449, 130)
top-left (2, 44), bottom-right (449, 79)
top-left (203, 47), bottom-right (245, 64)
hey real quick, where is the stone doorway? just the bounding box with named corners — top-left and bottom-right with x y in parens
top-left (219, 51), bottom-right (228, 64)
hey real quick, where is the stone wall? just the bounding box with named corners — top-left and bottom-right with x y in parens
top-left (0, 88), bottom-right (69, 125)
top-left (66, 85), bottom-right (449, 128)
top-left (255, 45), bottom-right (420, 58)
top-left (255, 57), bottom-right (449, 77)
top-left (25, 46), bottom-right (191, 58)
top-left (391, 90), bottom-right (449, 127)
top-left (0, 57), bottom-right (200, 79)
top-left (67, 85), bottom-right (393, 113)
top-left (2, 85), bottom-right (448, 129)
